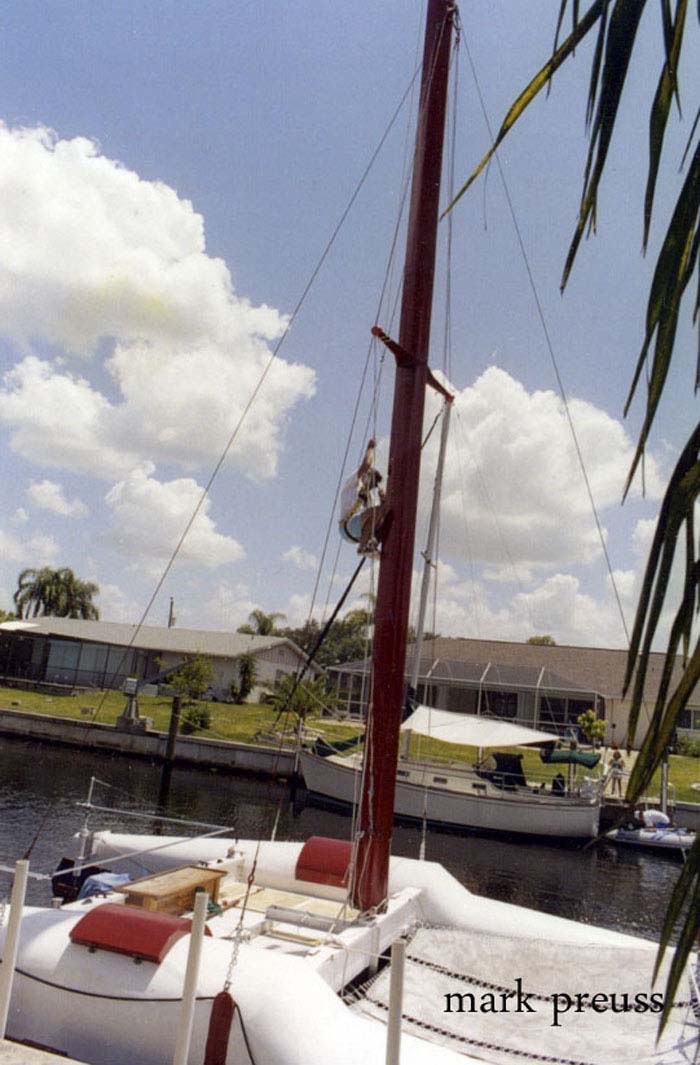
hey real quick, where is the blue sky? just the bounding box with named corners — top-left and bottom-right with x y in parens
top-left (0, 2), bottom-right (697, 648)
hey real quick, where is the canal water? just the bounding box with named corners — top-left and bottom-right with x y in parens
top-left (0, 735), bottom-right (683, 943)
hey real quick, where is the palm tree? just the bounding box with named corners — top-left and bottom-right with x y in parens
top-left (237, 609), bottom-right (286, 636)
top-left (13, 567), bottom-right (100, 620)
top-left (448, 1), bottom-right (699, 1025)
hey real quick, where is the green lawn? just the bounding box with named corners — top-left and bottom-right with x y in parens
top-left (0, 686), bottom-right (285, 744)
top-left (2, 685), bottom-right (700, 801)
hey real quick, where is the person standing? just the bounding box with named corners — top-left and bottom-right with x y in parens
top-left (608, 743), bottom-right (625, 798)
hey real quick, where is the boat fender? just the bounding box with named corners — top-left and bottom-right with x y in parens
top-left (204, 990), bottom-right (236, 1065)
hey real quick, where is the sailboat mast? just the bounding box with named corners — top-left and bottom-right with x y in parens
top-left (353, 0), bottom-right (454, 912)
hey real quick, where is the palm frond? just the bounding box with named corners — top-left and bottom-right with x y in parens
top-left (681, 104), bottom-right (700, 169)
top-left (561, 0), bottom-right (648, 289)
top-left (652, 835), bottom-right (700, 1033)
top-left (586, 3), bottom-right (611, 126)
top-left (442, 0), bottom-right (607, 218)
top-left (623, 425), bottom-right (700, 765)
top-left (644, 0), bottom-right (687, 249)
top-left (624, 140), bottom-right (700, 493)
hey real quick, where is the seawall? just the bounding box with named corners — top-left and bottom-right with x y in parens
top-left (0, 708), bottom-right (296, 777)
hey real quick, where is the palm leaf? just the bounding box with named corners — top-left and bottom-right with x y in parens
top-left (681, 104), bottom-right (700, 169)
top-left (622, 424), bottom-right (700, 810)
top-left (624, 140), bottom-right (700, 493)
top-left (643, 0), bottom-right (687, 249)
top-left (561, 0), bottom-right (648, 289)
top-left (652, 836), bottom-right (700, 1033)
top-left (442, 0), bottom-right (607, 218)
top-left (586, 2), bottom-right (611, 126)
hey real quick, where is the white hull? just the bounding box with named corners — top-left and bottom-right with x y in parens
top-left (299, 750), bottom-right (601, 838)
top-left (3, 834), bottom-right (696, 1065)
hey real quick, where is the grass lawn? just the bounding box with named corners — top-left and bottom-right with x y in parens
top-left (2, 685), bottom-right (700, 801)
top-left (0, 685), bottom-right (283, 745)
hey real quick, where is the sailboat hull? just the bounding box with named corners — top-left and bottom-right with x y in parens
top-left (298, 750), bottom-right (600, 838)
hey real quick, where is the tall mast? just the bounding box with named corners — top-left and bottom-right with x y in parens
top-left (353, 0), bottom-right (454, 911)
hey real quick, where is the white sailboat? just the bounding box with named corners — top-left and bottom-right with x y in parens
top-left (0, 3), bottom-right (698, 1063)
top-left (299, 402), bottom-right (603, 840)
top-left (299, 707), bottom-right (602, 838)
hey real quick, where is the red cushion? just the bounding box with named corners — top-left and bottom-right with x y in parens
top-left (295, 836), bottom-right (352, 888)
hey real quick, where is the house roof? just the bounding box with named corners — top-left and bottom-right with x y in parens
top-left (329, 637), bottom-right (700, 707)
top-left (0, 618), bottom-right (307, 663)
top-left (333, 653), bottom-right (595, 698)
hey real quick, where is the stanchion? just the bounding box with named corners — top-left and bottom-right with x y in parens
top-left (385, 938), bottom-right (406, 1065)
top-left (0, 860), bottom-right (29, 1038)
top-left (172, 889), bottom-right (208, 1065)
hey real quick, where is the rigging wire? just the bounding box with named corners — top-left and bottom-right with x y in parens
top-left (246, 36), bottom-right (429, 827)
top-left (312, 39), bottom-right (425, 633)
top-left (84, 58), bottom-right (426, 726)
top-left (461, 33), bottom-right (631, 645)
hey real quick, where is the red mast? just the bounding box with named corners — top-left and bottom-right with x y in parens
top-left (352, 0), bottom-right (454, 911)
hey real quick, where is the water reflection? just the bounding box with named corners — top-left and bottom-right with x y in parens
top-left (0, 736), bottom-right (682, 941)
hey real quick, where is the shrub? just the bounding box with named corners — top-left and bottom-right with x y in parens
top-left (180, 703), bottom-right (212, 735)
top-left (169, 654), bottom-right (213, 701)
top-left (676, 736), bottom-right (700, 758)
top-left (577, 709), bottom-right (605, 744)
top-left (238, 652), bottom-right (257, 703)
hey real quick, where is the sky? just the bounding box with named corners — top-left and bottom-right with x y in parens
top-left (0, 1), bottom-right (697, 650)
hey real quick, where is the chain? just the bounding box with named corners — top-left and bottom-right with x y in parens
top-left (223, 847), bottom-right (260, 992)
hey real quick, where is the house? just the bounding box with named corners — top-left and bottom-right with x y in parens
top-left (0, 618), bottom-right (312, 702)
top-left (328, 636), bottom-right (700, 748)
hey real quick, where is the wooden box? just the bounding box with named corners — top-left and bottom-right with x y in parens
top-left (116, 865), bottom-right (227, 915)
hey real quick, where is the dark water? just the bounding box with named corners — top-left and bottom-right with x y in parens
top-left (0, 736), bottom-right (682, 943)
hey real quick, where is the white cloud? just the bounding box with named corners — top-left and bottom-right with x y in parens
top-left (205, 581), bottom-right (258, 631)
top-left (26, 479), bottom-right (88, 517)
top-left (91, 581), bottom-right (141, 623)
top-left (105, 463), bottom-right (244, 569)
top-left (10, 508), bottom-right (28, 525)
top-left (422, 367), bottom-right (663, 573)
top-left (0, 123), bottom-right (315, 478)
top-left (0, 528), bottom-right (59, 566)
top-left (282, 545), bottom-right (317, 571)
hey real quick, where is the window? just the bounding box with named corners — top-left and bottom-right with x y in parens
top-left (74, 642), bottom-right (108, 687)
top-left (46, 640), bottom-right (81, 683)
top-left (679, 709), bottom-right (700, 732)
top-left (541, 696), bottom-right (566, 724)
top-left (568, 699), bottom-right (595, 721)
top-left (483, 689), bottom-right (517, 719)
top-left (446, 687), bottom-right (478, 713)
